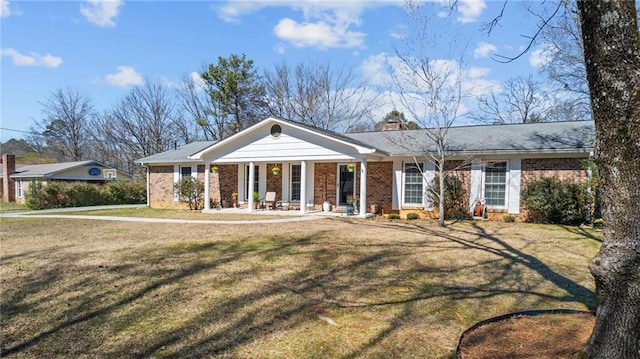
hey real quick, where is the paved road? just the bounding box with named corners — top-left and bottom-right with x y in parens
top-left (0, 204), bottom-right (338, 224)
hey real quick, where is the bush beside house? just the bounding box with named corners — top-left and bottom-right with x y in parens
top-left (25, 180), bottom-right (146, 210)
top-left (521, 177), bottom-right (587, 225)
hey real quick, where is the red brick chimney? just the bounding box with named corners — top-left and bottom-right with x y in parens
top-left (2, 154), bottom-right (16, 203)
top-left (381, 120), bottom-right (406, 131)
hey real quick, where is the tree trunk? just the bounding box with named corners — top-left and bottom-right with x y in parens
top-left (577, 1), bottom-right (640, 358)
top-left (438, 157), bottom-right (446, 227)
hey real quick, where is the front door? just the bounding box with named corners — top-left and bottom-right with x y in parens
top-left (338, 164), bottom-right (356, 205)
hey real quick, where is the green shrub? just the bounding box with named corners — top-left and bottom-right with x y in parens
top-left (25, 181), bottom-right (70, 210)
top-left (65, 182), bottom-right (102, 207)
top-left (388, 213), bottom-right (401, 220)
top-left (521, 177), bottom-right (586, 225)
top-left (25, 180), bottom-right (146, 210)
top-left (174, 177), bottom-right (205, 210)
top-left (101, 180), bottom-right (146, 204)
top-left (406, 212), bottom-right (420, 220)
top-left (427, 175), bottom-right (469, 219)
top-left (503, 215), bottom-right (516, 223)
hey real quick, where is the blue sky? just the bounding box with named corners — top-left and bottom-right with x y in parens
top-left (1, 0), bottom-right (549, 142)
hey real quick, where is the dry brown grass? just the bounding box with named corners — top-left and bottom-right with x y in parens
top-left (0, 214), bottom-right (601, 358)
top-left (458, 312), bottom-right (595, 359)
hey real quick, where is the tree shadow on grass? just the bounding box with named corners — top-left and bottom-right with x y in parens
top-left (1, 219), bottom-right (598, 359)
top-left (336, 219), bottom-right (597, 358)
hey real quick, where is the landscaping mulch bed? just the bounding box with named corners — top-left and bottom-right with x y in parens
top-left (457, 311), bottom-right (595, 359)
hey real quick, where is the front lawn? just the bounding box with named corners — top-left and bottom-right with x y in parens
top-left (0, 216), bottom-right (600, 358)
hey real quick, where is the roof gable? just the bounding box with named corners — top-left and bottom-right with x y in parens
top-left (9, 161), bottom-right (136, 180)
top-left (189, 117), bottom-right (382, 162)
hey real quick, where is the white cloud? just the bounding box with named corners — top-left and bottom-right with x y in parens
top-left (474, 42), bottom-right (497, 58)
top-left (274, 18), bottom-right (365, 49)
top-left (0, 48), bottom-right (63, 68)
top-left (530, 43), bottom-right (555, 68)
top-left (361, 53), bottom-right (397, 87)
top-left (0, 0), bottom-right (11, 17)
top-left (456, 0), bottom-right (486, 23)
top-left (216, 1), bottom-right (402, 50)
top-left (216, 1), bottom-right (265, 23)
top-left (274, 43), bottom-right (286, 54)
top-left (360, 52), bottom-right (501, 121)
top-left (105, 66), bottom-right (143, 87)
top-left (188, 71), bottom-right (206, 91)
top-left (80, 0), bottom-right (122, 27)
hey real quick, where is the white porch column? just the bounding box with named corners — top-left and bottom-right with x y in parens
top-left (359, 159), bottom-right (367, 217)
top-left (248, 161), bottom-right (255, 212)
top-left (204, 164), bottom-right (210, 210)
top-left (300, 160), bottom-right (307, 214)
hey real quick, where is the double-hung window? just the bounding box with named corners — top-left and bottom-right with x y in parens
top-left (484, 161), bottom-right (507, 207)
top-left (290, 165), bottom-right (301, 202)
top-left (245, 165), bottom-right (259, 201)
top-left (180, 166), bottom-right (192, 179)
top-left (404, 162), bottom-right (424, 205)
top-left (16, 179), bottom-right (23, 198)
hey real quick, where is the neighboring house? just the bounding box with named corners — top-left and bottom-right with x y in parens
top-left (0, 154), bottom-right (136, 204)
top-left (136, 117), bottom-right (594, 220)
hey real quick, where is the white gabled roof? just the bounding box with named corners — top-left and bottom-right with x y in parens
top-left (188, 117), bottom-right (383, 162)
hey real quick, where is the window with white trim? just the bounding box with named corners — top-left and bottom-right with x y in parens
top-left (484, 161), bottom-right (507, 207)
top-left (16, 179), bottom-right (23, 198)
top-left (245, 165), bottom-right (259, 201)
top-left (180, 166), bottom-right (192, 179)
top-left (290, 164), bottom-right (301, 202)
top-left (404, 162), bottom-right (424, 205)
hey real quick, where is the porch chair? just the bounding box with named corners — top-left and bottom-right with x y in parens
top-left (263, 191), bottom-right (280, 210)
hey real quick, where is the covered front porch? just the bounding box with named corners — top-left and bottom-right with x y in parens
top-left (201, 159), bottom-right (372, 217)
top-left (185, 117), bottom-right (389, 218)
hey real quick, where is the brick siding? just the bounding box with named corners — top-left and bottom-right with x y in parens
top-left (366, 162), bottom-right (394, 214)
top-left (522, 158), bottom-right (587, 187)
top-left (313, 163), bottom-right (337, 208)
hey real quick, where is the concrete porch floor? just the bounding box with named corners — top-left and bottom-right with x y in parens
top-left (201, 207), bottom-right (374, 218)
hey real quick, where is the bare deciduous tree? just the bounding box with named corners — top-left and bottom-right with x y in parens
top-left (178, 73), bottom-right (228, 141)
top-left (537, 0), bottom-right (591, 120)
top-left (30, 87), bottom-right (94, 161)
top-left (472, 76), bottom-right (550, 124)
top-left (93, 80), bottom-right (180, 174)
top-left (391, 1), bottom-right (471, 227)
top-left (263, 61), bottom-right (379, 132)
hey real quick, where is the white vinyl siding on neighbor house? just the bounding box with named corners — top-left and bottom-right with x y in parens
top-left (403, 162), bottom-right (424, 205)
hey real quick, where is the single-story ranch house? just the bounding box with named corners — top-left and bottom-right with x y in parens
top-left (136, 117), bottom-right (595, 220)
top-left (0, 154), bottom-right (136, 204)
